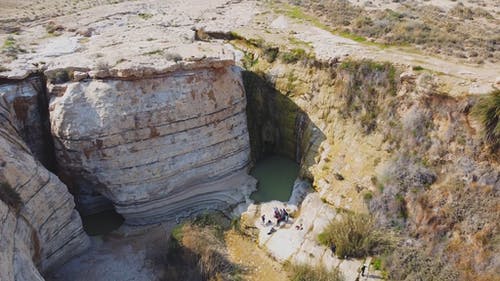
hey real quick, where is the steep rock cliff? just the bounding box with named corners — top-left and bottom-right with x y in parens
top-left (48, 63), bottom-right (256, 225)
top-left (0, 81), bottom-right (90, 280)
top-left (236, 39), bottom-right (499, 280)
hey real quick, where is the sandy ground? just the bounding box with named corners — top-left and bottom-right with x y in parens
top-left (225, 229), bottom-right (290, 281)
top-left (349, 0), bottom-right (500, 13)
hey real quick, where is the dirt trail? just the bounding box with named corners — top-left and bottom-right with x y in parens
top-left (225, 229), bottom-right (290, 281)
top-left (240, 5), bottom-right (499, 96)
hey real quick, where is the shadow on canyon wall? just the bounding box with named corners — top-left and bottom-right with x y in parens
top-left (243, 70), bottom-right (325, 181)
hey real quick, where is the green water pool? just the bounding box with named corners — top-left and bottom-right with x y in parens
top-left (250, 155), bottom-right (299, 203)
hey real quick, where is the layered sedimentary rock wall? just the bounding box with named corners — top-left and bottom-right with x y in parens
top-left (0, 79), bottom-right (90, 280)
top-left (48, 63), bottom-right (256, 225)
top-left (236, 38), bottom-right (499, 280)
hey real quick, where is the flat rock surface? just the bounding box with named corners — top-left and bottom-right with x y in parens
top-left (0, 0), bottom-right (260, 79)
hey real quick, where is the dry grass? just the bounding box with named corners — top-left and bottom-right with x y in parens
top-left (471, 90), bottom-right (500, 152)
top-left (384, 247), bottom-right (459, 281)
top-left (280, 0), bottom-right (500, 63)
top-left (335, 59), bottom-right (397, 134)
top-left (318, 212), bottom-right (389, 258)
top-left (287, 263), bottom-right (344, 281)
top-left (164, 214), bottom-right (243, 281)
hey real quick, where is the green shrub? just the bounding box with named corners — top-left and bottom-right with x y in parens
top-left (0, 182), bottom-right (22, 213)
top-left (317, 232), bottom-right (330, 246)
top-left (471, 90), bottom-right (500, 152)
top-left (280, 48), bottom-right (308, 63)
top-left (371, 257), bottom-right (382, 270)
top-left (2, 36), bottom-right (26, 58)
top-left (138, 13), bottom-right (153, 20)
top-left (171, 224), bottom-right (184, 242)
top-left (242, 52), bottom-right (258, 69)
top-left (143, 49), bottom-right (164, 56)
top-left (318, 212), bottom-right (387, 258)
top-left (288, 263), bottom-right (344, 281)
top-left (50, 70), bottom-right (71, 84)
top-left (3, 36), bottom-right (16, 48)
top-left (395, 194), bottom-right (408, 219)
top-left (263, 46), bottom-right (279, 63)
top-left (363, 191), bottom-right (373, 202)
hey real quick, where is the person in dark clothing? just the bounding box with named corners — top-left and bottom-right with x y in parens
top-left (330, 243), bottom-right (336, 256)
top-left (261, 214), bottom-right (266, 224)
top-left (274, 207), bottom-right (280, 219)
top-left (361, 264), bottom-right (366, 277)
top-left (267, 227), bottom-right (276, 235)
top-left (283, 209), bottom-right (289, 221)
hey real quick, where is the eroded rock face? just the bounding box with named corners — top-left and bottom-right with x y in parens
top-left (49, 64), bottom-right (256, 225)
top-left (0, 84), bottom-right (90, 281)
top-left (0, 77), bottom-right (55, 169)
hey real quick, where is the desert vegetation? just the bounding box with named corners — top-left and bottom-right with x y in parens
top-left (163, 214), bottom-right (243, 281)
top-left (472, 89), bottom-right (500, 152)
top-left (317, 212), bottom-right (389, 258)
top-left (287, 263), bottom-right (344, 281)
top-left (1, 36), bottom-right (26, 59)
top-left (383, 247), bottom-right (459, 281)
top-left (0, 0), bottom-right (131, 24)
top-left (276, 0), bottom-right (500, 63)
top-left (232, 34), bottom-right (499, 280)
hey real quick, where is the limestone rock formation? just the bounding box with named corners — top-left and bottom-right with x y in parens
top-left (0, 82), bottom-right (90, 281)
top-left (48, 64), bottom-right (256, 225)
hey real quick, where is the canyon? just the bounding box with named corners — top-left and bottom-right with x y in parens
top-left (1, 0), bottom-right (499, 280)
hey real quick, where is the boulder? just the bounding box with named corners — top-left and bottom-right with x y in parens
top-left (48, 64), bottom-right (256, 224)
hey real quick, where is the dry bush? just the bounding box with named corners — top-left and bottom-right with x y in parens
top-left (164, 214), bottom-right (241, 281)
top-left (165, 52), bottom-right (182, 62)
top-left (280, 48), bottom-right (309, 64)
top-left (318, 212), bottom-right (389, 258)
top-left (335, 59), bottom-right (397, 134)
top-left (369, 154), bottom-right (436, 227)
top-left (181, 224), bottom-right (237, 280)
top-left (288, 263), bottom-right (344, 281)
top-left (471, 90), bottom-right (500, 153)
top-left (285, 0), bottom-right (500, 63)
top-left (384, 247), bottom-right (459, 281)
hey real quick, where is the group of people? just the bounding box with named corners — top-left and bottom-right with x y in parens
top-left (261, 206), bottom-right (294, 235)
top-left (273, 207), bottom-right (289, 225)
top-left (261, 207), bottom-right (290, 227)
